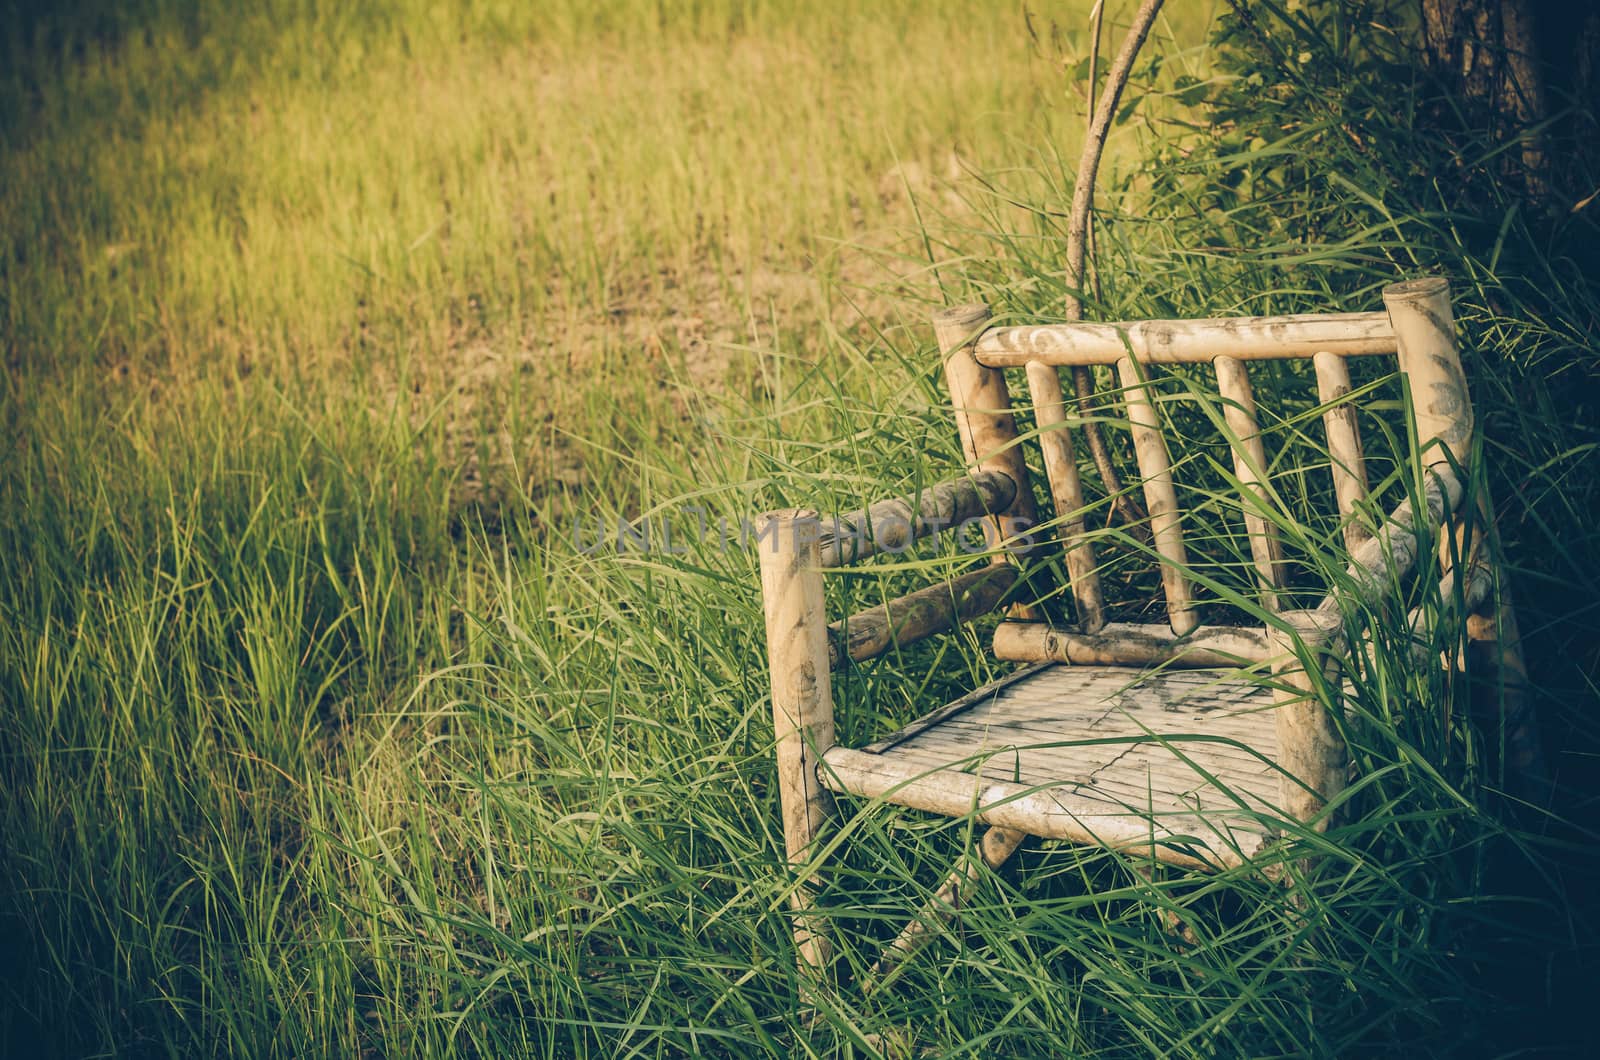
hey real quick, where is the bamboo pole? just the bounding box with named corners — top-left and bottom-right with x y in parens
top-left (992, 620), bottom-right (1271, 668)
top-left (935, 305), bottom-right (1038, 555)
top-left (1063, 0), bottom-right (1163, 324)
top-left (1466, 570), bottom-right (1547, 790)
top-left (818, 746), bottom-right (1261, 871)
top-left (756, 509), bottom-right (837, 971)
top-left (1315, 465), bottom-right (1463, 617)
top-left (864, 826), bottom-right (1025, 992)
top-left (1313, 351), bottom-right (1372, 550)
top-left (1383, 277), bottom-right (1546, 790)
top-left (827, 566), bottom-right (1018, 669)
top-left (1116, 356), bottom-right (1198, 635)
top-left (1269, 609), bottom-right (1345, 828)
top-left (819, 469), bottom-right (1017, 568)
top-left (1407, 546), bottom-right (1492, 665)
top-left (1025, 361), bottom-right (1106, 632)
top-left (1215, 356), bottom-right (1286, 611)
top-left (936, 304), bottom-right (1041, 621)
top-left (975, 311), bottom-right (1396, 368)
top-left (1385, 278), bottom-right (1471, 471)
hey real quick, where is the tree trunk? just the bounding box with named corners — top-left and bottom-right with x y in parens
top-left (1421, 0), bottom-right (1600, 208)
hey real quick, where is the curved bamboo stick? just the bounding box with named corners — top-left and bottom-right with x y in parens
top-left (1314, 465), bottom-right (1463, 618)
top-left (1063, 0), bottom-right (1166, 531)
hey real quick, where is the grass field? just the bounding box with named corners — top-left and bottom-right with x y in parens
top-left (3, 0), bottom-right (1597, 1055)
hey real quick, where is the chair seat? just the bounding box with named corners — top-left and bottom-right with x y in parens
top-left (819, 663), bottom-right (1291, 870)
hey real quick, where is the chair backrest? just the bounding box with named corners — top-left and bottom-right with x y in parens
top-left (935, 277), bottom-right (1475, 634)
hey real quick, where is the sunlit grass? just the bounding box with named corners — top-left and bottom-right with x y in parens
top-left (2, 0), bottom-right (1594, 1055)
top-left (2, 0), bottom-right (1187, 383)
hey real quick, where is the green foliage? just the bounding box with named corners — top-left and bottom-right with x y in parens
top-left (1, 0), bottom-right (1595, 1056)
top-left (936, 1), bottom-right (1600, 1052)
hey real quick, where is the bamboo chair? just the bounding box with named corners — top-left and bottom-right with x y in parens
top-left (755, 278), bottom-right (1526, 979)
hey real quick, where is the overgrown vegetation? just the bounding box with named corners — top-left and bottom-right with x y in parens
top-left (2, 0), bottom-right (1595, 1055)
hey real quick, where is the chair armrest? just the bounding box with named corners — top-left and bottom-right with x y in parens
top-left (755, 469), bottom-right (1026, 671)
top-left (817, 469), bottom-right (1018, 567)
top-left (827, 565), bottom-right (1018, 669)
top-left (1313, 465), bottom-right (1464, 621)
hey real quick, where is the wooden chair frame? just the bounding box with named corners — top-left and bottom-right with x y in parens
top-left (755, 278), bottom-right (1523, 978)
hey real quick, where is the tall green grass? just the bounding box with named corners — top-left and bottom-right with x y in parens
top-left (3, 0), bottom-right (1596, 1055)
top-left (1, 0), bottom-right (1139, 382)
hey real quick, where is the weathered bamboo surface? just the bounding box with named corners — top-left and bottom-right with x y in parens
top-left (1381, 278), bottom-right (1545, 786)
top-left (827, 565), bottom-right (1018, 669)
top-left (819, 469), bottom-right (1018, 568)
top-left (974, 311), bottom-right (1395, 368)
top-left (1314, 351), bottom-right (1372, 550)
top-left (756, 510), bottom-right (837, 970)
top-left (1407, 549), bottom-right (1493, 662)
top-left (820, 756), bottom-right (1267, 872)
top-left (820, 664), bottom-right (1285, 870)
top-left (1315, 466), bottom-right (1462, 620)
top-left (1025, 361), bottom-right (1107, 632)
top-left (936, 305), bottom-right (1040, 558)
top-left (1269, 609), bottom-right (1345, 827)
top-left (992, 620), bottom-right (1272, 668)
top-left (862, 663), bottom-right (1051, 754)
top-left (1385, 278), bottom-right (1471, 469)
top-left (1117, 357), bottom-right (1199, 634)
top-left (1215, 355), bottom-right (1286, 609)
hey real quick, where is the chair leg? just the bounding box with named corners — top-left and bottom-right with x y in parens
top-left (1467, 576), bottom-right (1550, 802)
top-left (757, 510), bottom-right (839, 974)
top-left (1131, 863), bottom-right (1199, 946)
top-left (1450, 499), bottom-right (1549, 801)
top-left (864, 826), bottom-right (1026, 993)
top-left (779, 797), bottom-right (834, 975)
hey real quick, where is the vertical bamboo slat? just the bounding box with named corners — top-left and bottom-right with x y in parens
top-left (1313, 351), bottom-right (1372, 550)
top-left (756, 510), bottom-right (836, 972)
top-left (1116, 356), bottom-right (1198, 635)
top-left (1025, 361), bottom-right (1106, 632)
top-left (1214, 355), bottom-right (1286, 611)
